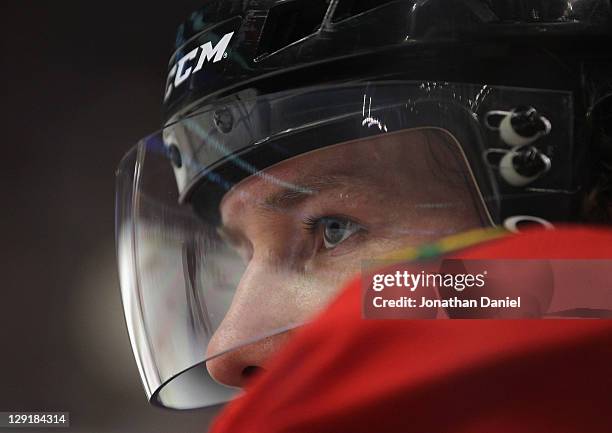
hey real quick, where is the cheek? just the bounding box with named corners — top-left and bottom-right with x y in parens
top-left (289, 269), bottom-right (351, 318)
top-left (225, 259), bottom-right (349, 334)
top-left (307, 248), bottom-right (377, 294)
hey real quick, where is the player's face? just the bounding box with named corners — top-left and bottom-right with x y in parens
top-left (206, 129), bottom-right (487, 387)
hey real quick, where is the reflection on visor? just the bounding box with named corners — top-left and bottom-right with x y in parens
top-left (116, 82), bottom-right (577, 409)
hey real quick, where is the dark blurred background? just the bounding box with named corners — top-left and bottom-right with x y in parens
top-left (1, 2), bottom-right (222, 432)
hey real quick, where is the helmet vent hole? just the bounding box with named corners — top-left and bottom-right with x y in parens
top-left (331, 0), bottom-right (397, 23)
top-left (255, 0), bottom-right (329, 59)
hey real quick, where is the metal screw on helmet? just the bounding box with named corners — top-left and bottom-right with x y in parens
top-left (512, 106), bottom-right (548, 135)
top-left (485, 106), bottom-right (552, 147)
top-left (214, 107), bottom-right (234, 133)
top-left (514, 146), bottom-right (550, 176)
top-left (500, 106), bottom-right (552, 147)
top-left (499, 146), bottom-right (552, 187)
top-left (167, 144), bottom-right (183, 168)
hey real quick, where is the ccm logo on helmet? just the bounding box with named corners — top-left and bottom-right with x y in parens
top-left (164, 32), bottom-right (234, 102)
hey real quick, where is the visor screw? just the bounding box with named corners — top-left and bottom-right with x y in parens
top-left (511, 106), bottom-right (545, 137)
top-left (214, 107), bottom-right (234, 134)
top-left (167, 144), bottom-right (183, 168)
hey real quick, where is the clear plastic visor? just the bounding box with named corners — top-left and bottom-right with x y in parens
top-left (116, 82), bottom-right (575, 409)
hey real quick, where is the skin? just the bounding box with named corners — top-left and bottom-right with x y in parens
top-left (205, 128), bottom-right (489, 387)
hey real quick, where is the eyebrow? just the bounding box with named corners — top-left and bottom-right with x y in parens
top-left (262, 174), bottom-right (356, 211)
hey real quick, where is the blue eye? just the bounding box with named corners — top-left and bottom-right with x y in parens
top-left (320, 217), bottom-right (362, 249)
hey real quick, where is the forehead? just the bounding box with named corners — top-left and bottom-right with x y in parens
top-left (218, 128), bottom-right (457, 215)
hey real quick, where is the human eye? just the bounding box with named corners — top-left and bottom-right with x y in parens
top-left (303, 216), bottom-right (365, 250)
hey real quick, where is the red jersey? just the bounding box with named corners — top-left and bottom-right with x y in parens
top-left (211, 226), bottom-right (612, 433)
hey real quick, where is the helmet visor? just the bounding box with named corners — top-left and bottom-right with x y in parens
top-left (116, 81), bottom-right (574, 409)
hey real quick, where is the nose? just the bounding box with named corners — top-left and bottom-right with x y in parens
top-left (206, 331), bottom-right (294, 388)
top-left (205, 260), bottom-right (305, 388)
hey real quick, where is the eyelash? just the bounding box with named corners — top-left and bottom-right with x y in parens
top-left (302, 216), bottom-right (324, 233)
top-left (302, 215), bottom-right (366, 247)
